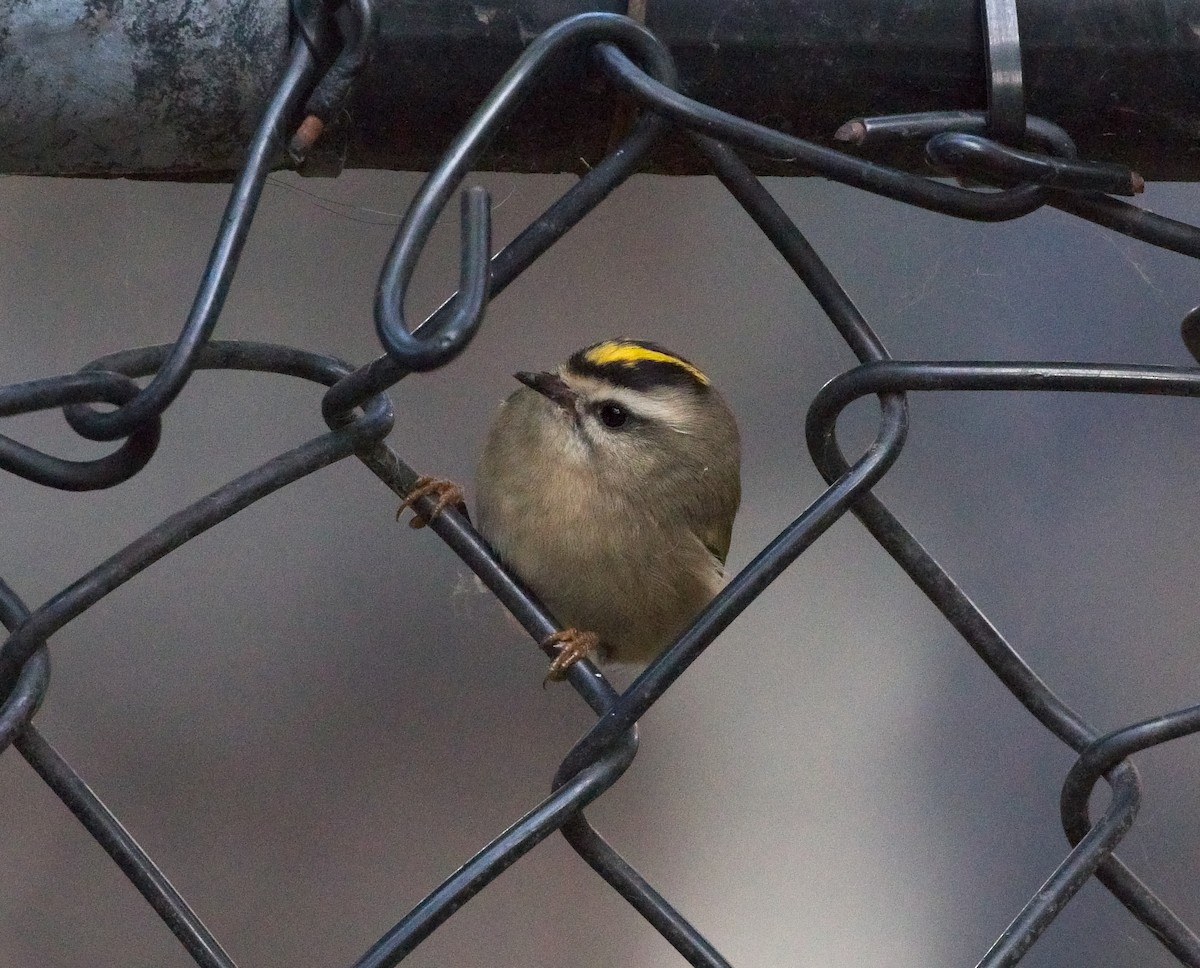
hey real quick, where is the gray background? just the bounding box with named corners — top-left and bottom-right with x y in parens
top-left (2, 163), bottom-right (1200, 968)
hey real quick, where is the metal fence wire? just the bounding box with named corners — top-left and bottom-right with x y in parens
top-left (5, 3), bottom-right (1200, 967)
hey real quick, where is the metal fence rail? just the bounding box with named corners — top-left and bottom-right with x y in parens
top-left (8, 0), bottom-right (1200, 179)
top-left (4, 5), bottom-right (1200, 967)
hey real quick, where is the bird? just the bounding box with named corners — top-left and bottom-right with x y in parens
top-left (398, 338), bottom-right (741, 683)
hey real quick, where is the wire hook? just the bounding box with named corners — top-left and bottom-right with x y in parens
top-left (926, 132), bottom-right (1145, 195)
top-left (374, 186), bottom-right (493, 372)
top-left (372, 12), bottom-right (670, 373)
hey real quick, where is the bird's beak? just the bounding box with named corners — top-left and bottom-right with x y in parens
top-left (514, 370), bottom-right (577, 411)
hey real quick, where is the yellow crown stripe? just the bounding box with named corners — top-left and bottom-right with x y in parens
top-left (583, 342), bottom-right (710, 386)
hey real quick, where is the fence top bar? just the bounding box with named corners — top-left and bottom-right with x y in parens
top-left (2, 0), bottom-right (1199, 180)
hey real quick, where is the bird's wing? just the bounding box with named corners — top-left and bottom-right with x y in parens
top-left (698, 519), bottom-right (733, 568)
top-left (692, 475), bottom-right (740, 569)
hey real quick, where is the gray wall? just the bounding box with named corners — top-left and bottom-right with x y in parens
top-left (2, 166), bottom-right (1199, 967)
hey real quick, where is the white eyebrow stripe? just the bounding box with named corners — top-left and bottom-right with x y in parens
top-left (590, 385), bottom-right (697, 432)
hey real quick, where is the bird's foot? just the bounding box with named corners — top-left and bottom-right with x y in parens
top-left (542, 628), bottom-right (601, 686)
top-left (396, 476), bottom-right (465, 529)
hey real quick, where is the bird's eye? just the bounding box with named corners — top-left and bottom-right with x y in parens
top-left (597, 402), bottom-right (628, 428)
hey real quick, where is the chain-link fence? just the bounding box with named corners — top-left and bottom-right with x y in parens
top-left (5, 4), bottom-right (1200, 967)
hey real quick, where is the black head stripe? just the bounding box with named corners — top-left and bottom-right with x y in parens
top-left (566, 339), bottom-right (710, 393)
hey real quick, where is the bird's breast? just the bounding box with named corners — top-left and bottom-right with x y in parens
top-left (476, 462), bottom-right (721, 664)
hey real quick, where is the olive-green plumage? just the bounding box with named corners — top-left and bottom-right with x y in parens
top-left (476, 339), bottom-right (741, 667)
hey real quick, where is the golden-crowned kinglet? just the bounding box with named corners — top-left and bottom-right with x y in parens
top-left (401, 339), bottom-right (741, 682)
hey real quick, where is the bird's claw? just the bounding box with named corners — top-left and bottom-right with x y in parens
top-left (396, 476), bottom-right (465, 529)
top-left (541, 629), bottom-right (600, 687)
